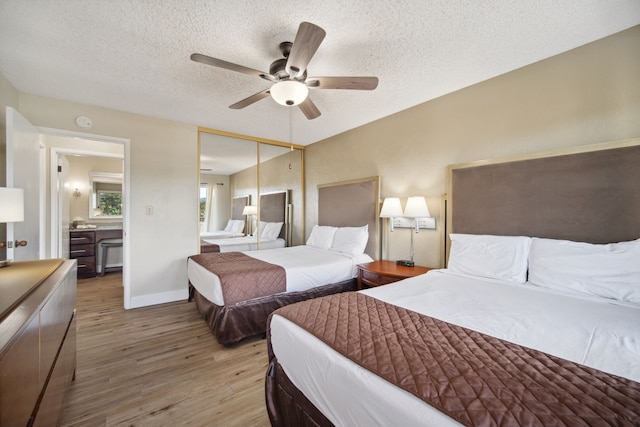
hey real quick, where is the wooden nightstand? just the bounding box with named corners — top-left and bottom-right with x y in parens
top-left (357, 260), bottom-right (432, 290)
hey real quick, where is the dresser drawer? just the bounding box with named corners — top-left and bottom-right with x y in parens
top-left (69, 244), bottom-right (95, 258)
top-left (74, 257), bottom-right (96, 278)
top-left (70, 232), bottom-right (95, 245)
top-left (360, 270), bottom-right (400, 287)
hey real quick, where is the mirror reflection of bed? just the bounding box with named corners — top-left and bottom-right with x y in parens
top-left (200, 195), bottom-right (248, 240)
top-left (187, 176), bottom-right (379, 346)
top-left (200, 191), bottom-right (290, 253)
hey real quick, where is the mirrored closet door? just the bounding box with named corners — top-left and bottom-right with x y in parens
top-left (198, 128), bottom-right (304, 249)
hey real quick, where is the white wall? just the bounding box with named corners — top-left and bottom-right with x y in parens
top-left (18, 94), bottom-right (198, 308)
top-left (0, 72), bottom-right (20, 260)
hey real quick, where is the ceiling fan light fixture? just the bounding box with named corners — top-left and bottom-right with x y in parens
top-left (270, 80), bottom-right (308, 106)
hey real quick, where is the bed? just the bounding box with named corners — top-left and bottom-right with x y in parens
top-left (200, 234), bottom-right (285, 252)
top-left (200, 191), bottom-right (287, 253)
top-left (265, 139), bottom-right (640, 426)
top-left (199, 195), bottom-right (248, 245)
top-left (188, 177), bottom-right (381, 345)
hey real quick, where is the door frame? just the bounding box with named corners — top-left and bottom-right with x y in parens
top-left (5, 107), bottom-right (46, 261)
top-left (43, 126), bottom-right (131, 309)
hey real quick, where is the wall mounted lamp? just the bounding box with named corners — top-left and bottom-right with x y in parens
top-left (73, 188), bottom-right (82, 199)
top-left (379, 197), bottom-right (403, 231)
top-left (379, 196), bottom-right (435, 267)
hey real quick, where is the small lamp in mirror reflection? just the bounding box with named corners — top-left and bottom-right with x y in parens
top-left (73, 188), bottom-right (81, 199)
top-left (242, 205), bottom-right (258, 236)
top-left (0, 187), bottom-right (26, 268)
top-left (379, 197), bottom-right (403, 232)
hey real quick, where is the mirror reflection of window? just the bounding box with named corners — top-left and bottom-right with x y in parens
top-left (200, 183), bottom-right (209, 230)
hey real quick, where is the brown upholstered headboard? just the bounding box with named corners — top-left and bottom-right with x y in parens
top-left (260, 191), bottom-right (289, 242)
top-left (318, 177), bottom-right (380, 259)
top-left (231, 196), bottom-right (249, 220)
top-left (446, 138), bottom-right (640, 262)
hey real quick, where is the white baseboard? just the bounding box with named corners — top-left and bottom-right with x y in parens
top-left (129, 288), bottom-right (188, 309)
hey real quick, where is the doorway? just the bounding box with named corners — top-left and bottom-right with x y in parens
top-left (46, 130), bottom-right (130, 308)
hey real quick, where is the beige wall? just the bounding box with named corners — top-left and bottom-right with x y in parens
top-left (305, 26), bottom-right (640, 268)
top-left (17, 94), bottom-right (198, 307)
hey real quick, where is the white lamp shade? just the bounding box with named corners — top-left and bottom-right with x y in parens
top-left (403, 196), bottom-right (431, 218)
top-left (379, 197), bottom-right (403, 217)
top-left (242, 205), bottom-right (257, 216)
top-left (0, 187), bottom-right (24, 223)
top-left (270, 81), bottom-right (309, 106)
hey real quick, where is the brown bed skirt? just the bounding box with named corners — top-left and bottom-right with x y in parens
top-left (266, 357), bottom-right (333, 427)
top-left (192, 278), bottom-right (356, 346)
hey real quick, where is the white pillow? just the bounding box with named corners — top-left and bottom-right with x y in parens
top-left (528, 237), bottom-right (640, 303)
top-left (306, 225), bottom-right (338, 250)
top-left (223, 219), bottom-right (234, 232)
top-left (260, 221), bottom-right (283, 240)
top-left (230, 220), bottom-right (245, 234)
top-left (448, 234), bottom-right (532, 284)
top-left (331, 225), bottom-right (369, 255)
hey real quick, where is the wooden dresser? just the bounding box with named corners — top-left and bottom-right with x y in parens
top-left (0, 259), bottom-right (77, 426)
top-left (70, 229), bottom-right (122, 278)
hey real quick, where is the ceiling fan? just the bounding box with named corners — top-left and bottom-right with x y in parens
top-left (191, 22), bottom-right (378, 120)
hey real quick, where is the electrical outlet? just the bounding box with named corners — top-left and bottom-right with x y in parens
top-left (146, 205), bottom-right (153, 215)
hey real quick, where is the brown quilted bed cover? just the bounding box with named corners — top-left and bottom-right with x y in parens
top-left (199, 240), bottom-right (220, 253)
top-left (189, 252), bottom-right (285, 305)
top-left (272, 292), bottom-right (640, 426)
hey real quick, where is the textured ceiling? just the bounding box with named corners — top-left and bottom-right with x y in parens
top-left (1, 1), bottom-right (639, 147)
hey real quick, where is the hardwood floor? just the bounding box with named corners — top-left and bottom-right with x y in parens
top-left (60, 273), bottom-right (271, 426)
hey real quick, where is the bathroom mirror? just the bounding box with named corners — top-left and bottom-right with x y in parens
top-left (89, 172), bottom-right (123, 219)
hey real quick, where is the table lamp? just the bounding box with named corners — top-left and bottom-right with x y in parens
top-left (0, 187), bottom-right (25, 267)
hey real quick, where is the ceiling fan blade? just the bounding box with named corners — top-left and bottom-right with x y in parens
top-left (229, 89), bottom-right (271, 109)
top-left (306, 76), bottom-right (379, 90)
top-left (298, 97), bottom-right (321, 120)
top-left (286, 22), bottom-right (326, 79)
top-left (191, 53), bottom-right (275, 81)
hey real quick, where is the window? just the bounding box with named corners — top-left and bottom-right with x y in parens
top-left (200, 184), bottom-right (209, 223)
top-left (90, 172), bottom-right (123, 219)
top-left (97, 190), bottom-right (122, 216)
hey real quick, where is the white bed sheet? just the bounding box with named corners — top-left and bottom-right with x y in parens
top-left (200, 230), bottom-right (244, 239)
top-left (201, 235), bottom-right (285, 252)
top-left (188, 245), bottom-right (373, 306)
top-left (270, 269), bottom-right (640, 427)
